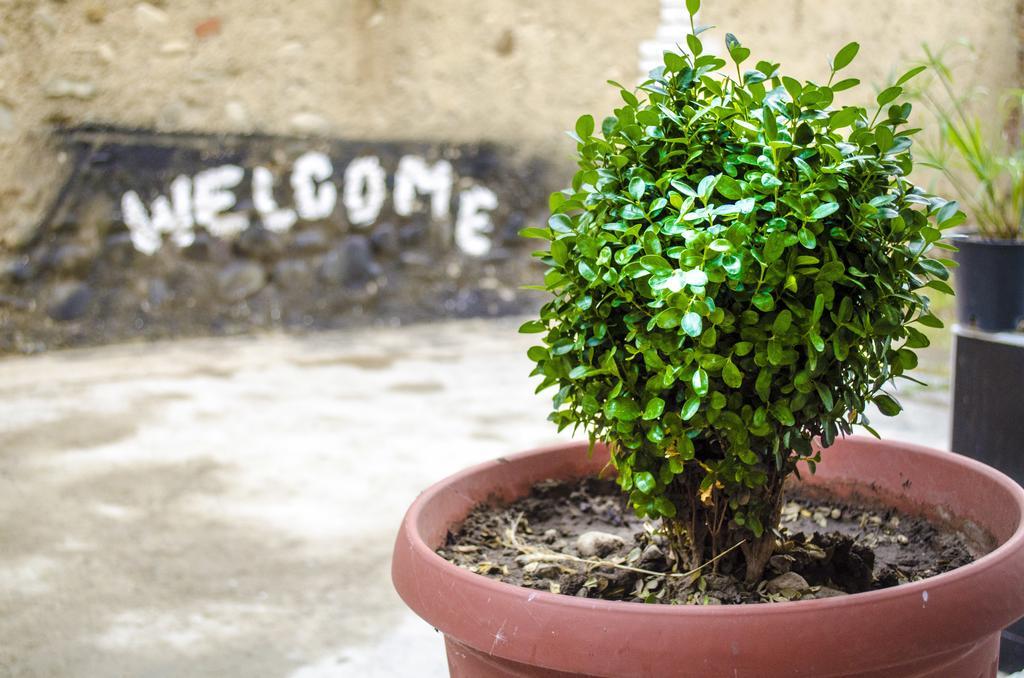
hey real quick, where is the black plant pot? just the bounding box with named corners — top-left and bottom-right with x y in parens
top-left (954, 237), bottom-right (1024, 332)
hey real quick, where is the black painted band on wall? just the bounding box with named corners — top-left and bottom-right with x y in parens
top-left (0, 126), bottom-right (553, 352)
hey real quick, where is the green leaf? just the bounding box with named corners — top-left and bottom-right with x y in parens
top-left (919, 258), bottom-right (950, 280)
top-left (653, 496), bottom-right (677, 517)
top-left (575, 114), bottom-right (595, 139)
top-left (709, 238), bottom-right (733, 253)
top-left (831, 42), bottom-right (860, 72)
top-left (794, 122), bottom-right (814, 146)
top-left (812, 294), bottom-right (825, 322)
top-left (686, 0), bottom-right (700, 16)
top-left (663, 51), bottom-right (687, 73)
top-left (764, 232), bottom-right (787, 262)
top-left (519, 320), bottom-right (545, 334)
top-left (621, 204), bottom-right (646, 221)
top-left (895, 65), bottom-right (927, 86)
top-left (723, 255), bottom-right (743, 276)
top-left (898, 349), bottom-right (919, 370)
top-left (549, 239), bottom-right (568, 265)
top-left (762, 106), bottom-right (778, 141)
top-left (816, 384), bottom-right (834, 411)
top-left (682, 311), bottom-right (703, 337)
top-left (936, 200), bottom-right (961, 226)
top-left (737, 448), bottom-right (758, 465)
top-left (697, 174), bottom-right (718, 201)
top-left (723, 360), bottom-right (743, 388)
top-left (683, 269), bottom-right (709, 287)
top-left (686, 32), bottom-right (703, 57)
top-left (810, 202), bottom-right (839, 220)
top-left (681, 396), bottom-right (701, 421)
top-left (643, 397), bottom-right (666, 420)
top-left (568, 365), bottom-right (589, 379)
top-left (692, 368), bottom-right (709, 396)
top-left (829, 107), bottom-right (860, 129)
top-left (635, 471), bottom-right (656, 494)
top-left (875, 125), bottom-right (894, 153)
top-left (640, 254), bottom-right (672, 275)
top-left (876, 86), bottom-right (903, 106)
top-left (831, 77), bottom-right (860, 92)
top-left (608, 397), bottom-right (642, 421)
top-left (716, 175), bottom-right (743, 200)
top-left (797, 227), bottom-right (816, 249)
top-left (905, 326), bottom-right (931, 349)
top-left (819, 261), bottom-right (845, 281)
top-left (782, 76), bottom-right (802, 100)
top-left (736, 197), bottom-right (756, 214)
top-left (874, 393), bottom-right (902, 417)
top-left (926, 279), bottom-right (955, 295)
top-left (772, 310), bottom-right (793, 335)
top-left (549, 191), bottom-right (567, 213)
top-left (677, 436), bottom-right (695, 460)
top-left (752, 291), bottom-right (775, 312)
top-left (755, 369), bottom-right (771, 402)
top-left (771, 401), bottom-right (795, 426)
top-left (519, 227), bottom-right (551, 240)
top-left (629, 177), bottom-right (646, 201)
top-left (548, 213), bottom-right (573, 233)
top-left (654, 307), bottom-right (683, 329)
top-left (725, 33), bottom-right (750, 65)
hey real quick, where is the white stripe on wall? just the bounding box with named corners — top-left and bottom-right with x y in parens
top-left (639, 1), bottom-right (717, 78)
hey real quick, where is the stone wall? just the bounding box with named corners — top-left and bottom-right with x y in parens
top-left (0, 0), bottom-right (659, 246)
top-left (0, 0), bottom-right (660, 351)
top-left (0, 0), bottom-right (1019, 351)
top-left (704, 1), bottom-right (1020, 105)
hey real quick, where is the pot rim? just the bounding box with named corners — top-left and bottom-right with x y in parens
top-left (398, 436), bottom-right (1024, 617)
top-left (953, 232), bottom-right (1024, 246)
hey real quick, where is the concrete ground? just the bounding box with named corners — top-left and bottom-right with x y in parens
top-left (0, 317), bottom-right (955, 677)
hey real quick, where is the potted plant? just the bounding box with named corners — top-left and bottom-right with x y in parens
top-left (918, 46), bottom-right (1024, 671)
top-left (917, 46), bottom-right (1024, 332)
top-left (393, 4), bottom-right (1024, 676)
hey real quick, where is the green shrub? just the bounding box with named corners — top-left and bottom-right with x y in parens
top-left (522, 0), bottom-right (961, 582)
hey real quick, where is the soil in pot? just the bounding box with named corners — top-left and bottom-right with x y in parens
top-left (438, 477), bottom-right (982, 605)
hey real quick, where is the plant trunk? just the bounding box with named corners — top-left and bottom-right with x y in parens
top-left (664, 464), bottom-right (788, 584)
top-left (738, 475), bottom-right (787, 584)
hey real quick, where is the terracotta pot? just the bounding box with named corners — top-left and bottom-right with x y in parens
top-left (392, 437), bottom-right (1024, 677)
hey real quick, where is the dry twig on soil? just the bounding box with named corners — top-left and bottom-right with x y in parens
top-left (503, 511), bottom-right (746, 580)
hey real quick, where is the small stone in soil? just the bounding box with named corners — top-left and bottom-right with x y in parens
top-left (640, 544), bottom-right (664, 566)
top-left (576, 531), bottom-right (625, 558)
top-left (767, 572), bottom-right (810, 594)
